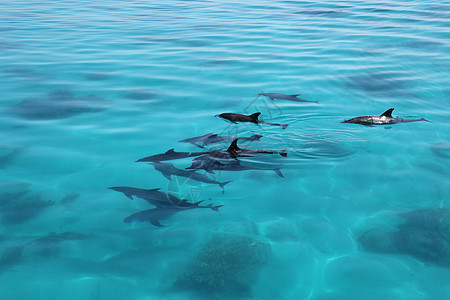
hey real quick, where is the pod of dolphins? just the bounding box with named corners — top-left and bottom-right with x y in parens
top-left (109, 92), bottom-right (430, 227)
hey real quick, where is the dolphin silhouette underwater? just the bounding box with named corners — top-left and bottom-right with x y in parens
top-left (217, 112), bottom-right (288, 129)
top-left (179, 133), bottom-right (263, 148)
top-left (149, 162), bottom-right (232, 193)
top-left (123, 203), bottom-right (223, 227)
top-left (136, 148), bottom-right (209, 163)
top-left (258, 92), bottom-right (318, 104)
top-left (187, 158), bottom-right (284, 177)
top-left (342, 108), bottom-right (430, 126)
top-left (109, 186), bottom-right (194, 206)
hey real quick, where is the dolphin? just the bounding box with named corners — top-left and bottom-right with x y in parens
top-left (187, 159), bottom-right (284, 178)
top-left (136, 148), bottom-right (209, 162)
top-left (226, 139), bottom-right (287, 159)
top-left (218, 112), bottom-right (288, 129)
top-left (342, 108), bottom-right (430, 126)
top-left (124, 204), bottom-right (223, 227)
top-left (109, 186), bottom-right (211, 208)
top-left (108, 186), bottom-right (187, 206)
top-left (179, 133), bottom-right (263, 148)
top-left (258, 92), bottom-right (318, 103)
top-left (150, 162), bottom-right (232, 193)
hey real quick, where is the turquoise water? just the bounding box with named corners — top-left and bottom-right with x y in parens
top-left (1, 0), bottom-right (449, 299)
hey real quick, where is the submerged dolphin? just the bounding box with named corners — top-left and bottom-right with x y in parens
top-left (218, 112), bottom-right (288, 129)
top-left (136, 148), bottom-right (209, 162)
top-left (342, 108), bottom-right (430, 126)
top-left (108, 186), bottom-right (188, 206)
top-left (258, 93), bottom-right (318, 104)
top-left (124, 204), bottom-right (223, 227)
top-left (179, 133), bottom-right (263, 148)
top-left (150, 162), bottom-right (232, 193)
top-left (187, 159), bottom-right (284, 178)
top-left (226, 139), bottom-right (287, 159)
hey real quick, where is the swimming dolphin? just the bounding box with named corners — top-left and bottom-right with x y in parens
top-left (258, 92), bottom-right (318, 103)
top-left (124, 204), bottom-right (223, 227)
top-left (226, 139), bottom-right (287, 159)
top-left (150, 162), bottom-right (232, 193)
top-left (136, 148), bottom-right (209, 162)
top-left (342, 108), bottom-right (430, 126)
top-left (187, 159), bottom-right (284, 178)
top-left (179, 133), bottom-right (263, 148)
top-left (218, 112), bottom-right (288, 129)
top-left (186, 147), bottom-right (262, 174)
top-left (109, 186), bottom-right (188, 206)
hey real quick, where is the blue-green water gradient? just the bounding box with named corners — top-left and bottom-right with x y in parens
top-left (1, 0), bottom-right (449, 299)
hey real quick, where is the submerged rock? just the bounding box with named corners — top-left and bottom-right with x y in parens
top-left (174, 233), bottom-right (270, 298)
top-left (358, 208), bottom-right (450, 268)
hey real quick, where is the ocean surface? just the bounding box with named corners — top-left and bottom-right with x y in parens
top-left (1, 0), bottom-right (449, 299)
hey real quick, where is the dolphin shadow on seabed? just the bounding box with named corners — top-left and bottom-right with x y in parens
top-left (0, 145), bottom-right (24, 168)
top-left (358, 208), bottom-right (450, 268)
top-left (0, 187), bottom-right (55, 225)
top-left (12, 89), bottom-right (109, 120)
top-left (258, 92), bottom-right (319, 104)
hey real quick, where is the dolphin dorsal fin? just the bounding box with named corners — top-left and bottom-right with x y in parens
top-left (227, 139), bottom-right (241, 153)
top-left (380, 108), bottom-right (394, 118)
top-left (165, 148), bottom-right (175, 154)
top-left (249, 112), bottom-right (261, 121)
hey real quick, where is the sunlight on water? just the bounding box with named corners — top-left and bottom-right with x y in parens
top-left (1, 0), bottom-right (449, 299)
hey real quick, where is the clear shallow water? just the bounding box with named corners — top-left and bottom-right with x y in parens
top-left (1, 0), bottom-right (449, 299)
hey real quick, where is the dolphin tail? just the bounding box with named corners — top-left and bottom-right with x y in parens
top-left (219, 181), bottom-right (233, 193)
top-left (279, 150), bottom-right (288, 157)
top-left (420, 118), bottom-right (432, 123)
top-left (273, 168), bottom-right (285, 178)
top-left (207, 204), bottom-right (224, 212)
top-left (281, 124), bottom-right (288, 130)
